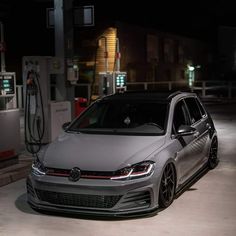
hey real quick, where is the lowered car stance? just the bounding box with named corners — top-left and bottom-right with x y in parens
top-left (26, 91), bottom-right (218, 216)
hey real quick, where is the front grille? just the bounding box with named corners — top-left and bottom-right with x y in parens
top-left (35, 189), bottom-right (122, 209)
top-left (47, 168), bottom-right (70, 177)
top-left (81, 170), bottom-right (115, 179)
top-left (46, 167), bottom-right (115, 179)
top-left (26, 179), bottom-right (35, 197)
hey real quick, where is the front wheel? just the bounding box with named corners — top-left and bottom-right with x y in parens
top-left (208, 137), bottom-right (219, 169)
top-left (159, 163), bottom-right (176, 208)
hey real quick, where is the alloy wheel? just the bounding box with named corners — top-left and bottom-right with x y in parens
top-left (208, 137), bottom-right (218, 169)
top-left (159, 163), bottom-right (176, 208)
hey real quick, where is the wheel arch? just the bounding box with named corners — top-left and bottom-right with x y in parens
top-left (157, 160), bottom-right (177, 208)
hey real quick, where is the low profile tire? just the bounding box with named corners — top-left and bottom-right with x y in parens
top-left (159, 163), bottom-right (176, 208)
top-left (208, 137), bottom-right (219, 169)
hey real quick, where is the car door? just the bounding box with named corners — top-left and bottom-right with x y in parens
top-left (172, 99), bottom-right (197, 183)
top-left (184, 97), bottom-right (210, 173)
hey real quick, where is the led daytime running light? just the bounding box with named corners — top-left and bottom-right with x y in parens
top-left (111, 161), bottom-right (155, 180)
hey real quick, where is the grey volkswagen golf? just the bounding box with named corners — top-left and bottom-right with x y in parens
top-left (26, 91), bottom-right (218, 216)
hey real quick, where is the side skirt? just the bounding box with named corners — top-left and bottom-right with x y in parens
top-left (175, 163), bottom-right (209, 198)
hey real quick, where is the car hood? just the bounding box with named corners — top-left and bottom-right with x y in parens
top-left (42, 132), bottom-right (166, 171)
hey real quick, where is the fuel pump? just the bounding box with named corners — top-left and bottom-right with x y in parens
top-left (24, 67), bottom-right (45, 154)
top-left (67, 58), bottom-right (79, 85)
top-left (23, 56), bottom-right (72, 155)
top-left (99, 71), bottom-right (127, 97)
top-left (98, 37), bottom-right (127, 97)
top-left (99, 72), bottom-right (112, 96)
top-left (0, 22), bottom-right (20, 168)
top-left (114, 71), bottom-right (127, 93)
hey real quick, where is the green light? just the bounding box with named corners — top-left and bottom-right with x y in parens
top-left (188, 65), bottom-right (195, 71)
top-left (116, 75), bottom-right (125, 86)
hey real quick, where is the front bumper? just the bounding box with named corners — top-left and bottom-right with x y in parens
top-left (26, 173), bottom-right (160, 217)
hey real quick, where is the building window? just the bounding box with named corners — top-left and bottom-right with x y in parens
top-left (234, 50), bottom-right (236, 69)
top-left (164, 39), bottom-right (174, 63)
top-left (165, 69), bottom-right (171, 81)
top-left (147, 35), bottom-right (159, 63)
top-left (129, 68), bottom-right (136, 83)
top-left (180, 69), bottom-right (185, 80)
top-left (178, 45), bottom-right (184, 64)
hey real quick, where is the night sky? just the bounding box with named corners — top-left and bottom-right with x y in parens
top-left (1, 0), bottom-right (236, 44)
top-left (78, 0), bottom-right (236, 42)
top-left (2, 0), bottom-right (236, 42)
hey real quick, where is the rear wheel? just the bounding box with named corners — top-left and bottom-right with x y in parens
top-left (208, 137), bottom-right (219, 169)
top-left (159, 163), bottom-right (176, 208)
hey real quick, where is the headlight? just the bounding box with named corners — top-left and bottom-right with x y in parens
top-left (31, 159), bottom-right (47, 176)
top-left (111, 161), bottom-right (155, 181)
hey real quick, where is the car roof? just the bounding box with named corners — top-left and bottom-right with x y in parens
top-left (101, 90), bottom-right (197, 102)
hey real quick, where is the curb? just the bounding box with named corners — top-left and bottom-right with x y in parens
top-left (0, 157), bottom-right (32, 187)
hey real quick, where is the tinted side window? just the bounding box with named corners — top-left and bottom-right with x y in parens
top-left (195, 98), bottom-right (206, 117)
top-left (184, 97), bottom-right (202, 124)
top-left (173, 100), bottom-right (189, 132)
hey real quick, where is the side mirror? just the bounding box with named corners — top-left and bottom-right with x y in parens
top-left (62, 121), bottom-right (71, 131)
top-left (177, 125), bottom-right (196, 136)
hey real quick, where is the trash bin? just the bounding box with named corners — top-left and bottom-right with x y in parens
top-left (75, 97), bottom-right (88, 117)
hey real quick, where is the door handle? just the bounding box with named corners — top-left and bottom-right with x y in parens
top-left (193, 131), bottom-right (200, 138)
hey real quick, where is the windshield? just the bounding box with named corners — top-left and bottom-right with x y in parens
top-left (68, 100), bottom-right (168, 135)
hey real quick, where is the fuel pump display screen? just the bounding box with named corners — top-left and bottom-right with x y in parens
top-left (0, 73), bottom-right (15, 95)
top-left (115, 73), bottom-right (126, 87)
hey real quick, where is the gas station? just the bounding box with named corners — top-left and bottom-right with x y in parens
top-left (0, 0), bottom-right (128, 165)
top-left (0, 21), bottom-right (20, 169)
top-left (0, 1), bottom-right (236, 236)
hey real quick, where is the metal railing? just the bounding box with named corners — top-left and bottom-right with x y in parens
top-left (127, 80), bottom-right (236, 99)
top-left (127, 81), bottom-right (188, 91)
top-left (192, 81), bottom-right (236, 99)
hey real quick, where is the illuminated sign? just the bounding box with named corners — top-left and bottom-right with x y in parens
top-left (0, 73), bottom-right (15, 95)
top-left (115, 72), bottom-right (127, 87)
